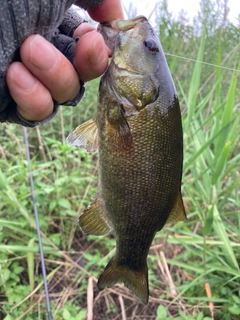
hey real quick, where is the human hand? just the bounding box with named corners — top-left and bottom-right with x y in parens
top-left (6, 0), bottom-right (123, 122)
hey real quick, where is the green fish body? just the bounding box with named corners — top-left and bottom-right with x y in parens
top-left (67, 16), bottom-right (186, 304)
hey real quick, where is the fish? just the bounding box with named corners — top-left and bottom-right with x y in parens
top-left (67, 16), bottom-right (186, 304)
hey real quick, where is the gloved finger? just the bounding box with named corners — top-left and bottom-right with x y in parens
top-left (73, 30), bottom-right (109, 82)
top-left (73, 23), bottom-right (112, 56)
top-left (20, 34), bottom-right (80, 104)
top-left (6, 62), bottom-right (54, 121)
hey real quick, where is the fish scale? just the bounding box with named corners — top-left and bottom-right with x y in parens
top-left (67, 15), bottom-right (186, 304)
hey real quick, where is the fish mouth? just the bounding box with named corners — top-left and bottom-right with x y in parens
top-left (98, 16), bottom-right (148, 33)
top-left (98, 16), bottom-right (148, 50)
top-left (112, 60), bottom-right (144, 76)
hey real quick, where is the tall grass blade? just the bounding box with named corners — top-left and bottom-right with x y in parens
top-left (187, 26), bottom-right (206, 127)
top-left (212, 204), bottom-right (239, 271)
top-left (27, 239), bottom-right (35, 292)
top-left (211, 140), bottom-right (231, 185)
top-left (214, 62), bottom-right (239, 159)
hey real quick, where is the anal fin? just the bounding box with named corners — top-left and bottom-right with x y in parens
top-left (79, 196), bottom-right (111, 236)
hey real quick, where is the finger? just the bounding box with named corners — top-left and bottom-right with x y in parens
top-left (20, 34), bottom-right (80, 104)
top-left (88, 0), bottom-right (124, 22)
top-left (73, 23), bottom-right (112, 57)
top-left (74, 31), bottom-right (109, 82)
top-left (6, 62), bottom-right (54, 121)
top-left (73, 22), bottom-right (95, 37)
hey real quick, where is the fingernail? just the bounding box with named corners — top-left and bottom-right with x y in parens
top-left (10, 63), bottom-right (37, 91)
top-left (30, 35), bottom-right (58, 71)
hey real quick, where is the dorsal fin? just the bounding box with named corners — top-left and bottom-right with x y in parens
top-left (165, 192), bottom-right (187, 225)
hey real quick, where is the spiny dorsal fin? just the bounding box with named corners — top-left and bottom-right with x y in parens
top-left (165, 191), bottom-right (187, 225)
top-left (97, 257), bottom-right (149, 304)
top-left (79, 196), bottom-right (111, 236)
top-left (66, 118), bottom-right (98, 152)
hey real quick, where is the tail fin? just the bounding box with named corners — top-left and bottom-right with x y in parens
top-left (97, 257), bottom-right (149, 304)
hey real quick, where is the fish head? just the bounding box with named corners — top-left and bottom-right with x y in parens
top-left (98, 16), bottom-right (175, 112)
top-left (99, 16), bottom-right (159, 74)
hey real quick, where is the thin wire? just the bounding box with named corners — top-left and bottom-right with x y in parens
top-left (165, 52), bottom-right (240, 73)
top-left (23, 127), bottom-right (53, 320)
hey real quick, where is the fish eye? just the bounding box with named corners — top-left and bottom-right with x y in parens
top-left (143, 39), bottom-right (159, 52)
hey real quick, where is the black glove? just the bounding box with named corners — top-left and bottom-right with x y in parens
top-left (0, 0), bottom-right (103, 127)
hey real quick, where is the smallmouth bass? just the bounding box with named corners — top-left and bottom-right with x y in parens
top-left (67, 16), bottom-right (186, 304)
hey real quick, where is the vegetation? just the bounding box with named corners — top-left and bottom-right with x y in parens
top-left (0, 0), bottom-right (239, 319)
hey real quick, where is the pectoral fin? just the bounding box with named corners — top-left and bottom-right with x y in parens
top-left (79, 196), bottom-right (111, 236)
top-left (66, 119), bottom-right (98, 152)
top-left (106, 104), bottom-right (133, 152)
top-left (165, 192), bottom-right (187, 225)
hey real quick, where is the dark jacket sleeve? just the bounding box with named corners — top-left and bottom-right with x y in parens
top-left (0, 0), bottom-right (103, 127)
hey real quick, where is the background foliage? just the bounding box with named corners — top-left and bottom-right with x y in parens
top-left (0, 0), bottom-right (239, 319)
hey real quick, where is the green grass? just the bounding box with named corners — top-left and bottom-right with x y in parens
top-left (0, 0), bottom-right (240, 319)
